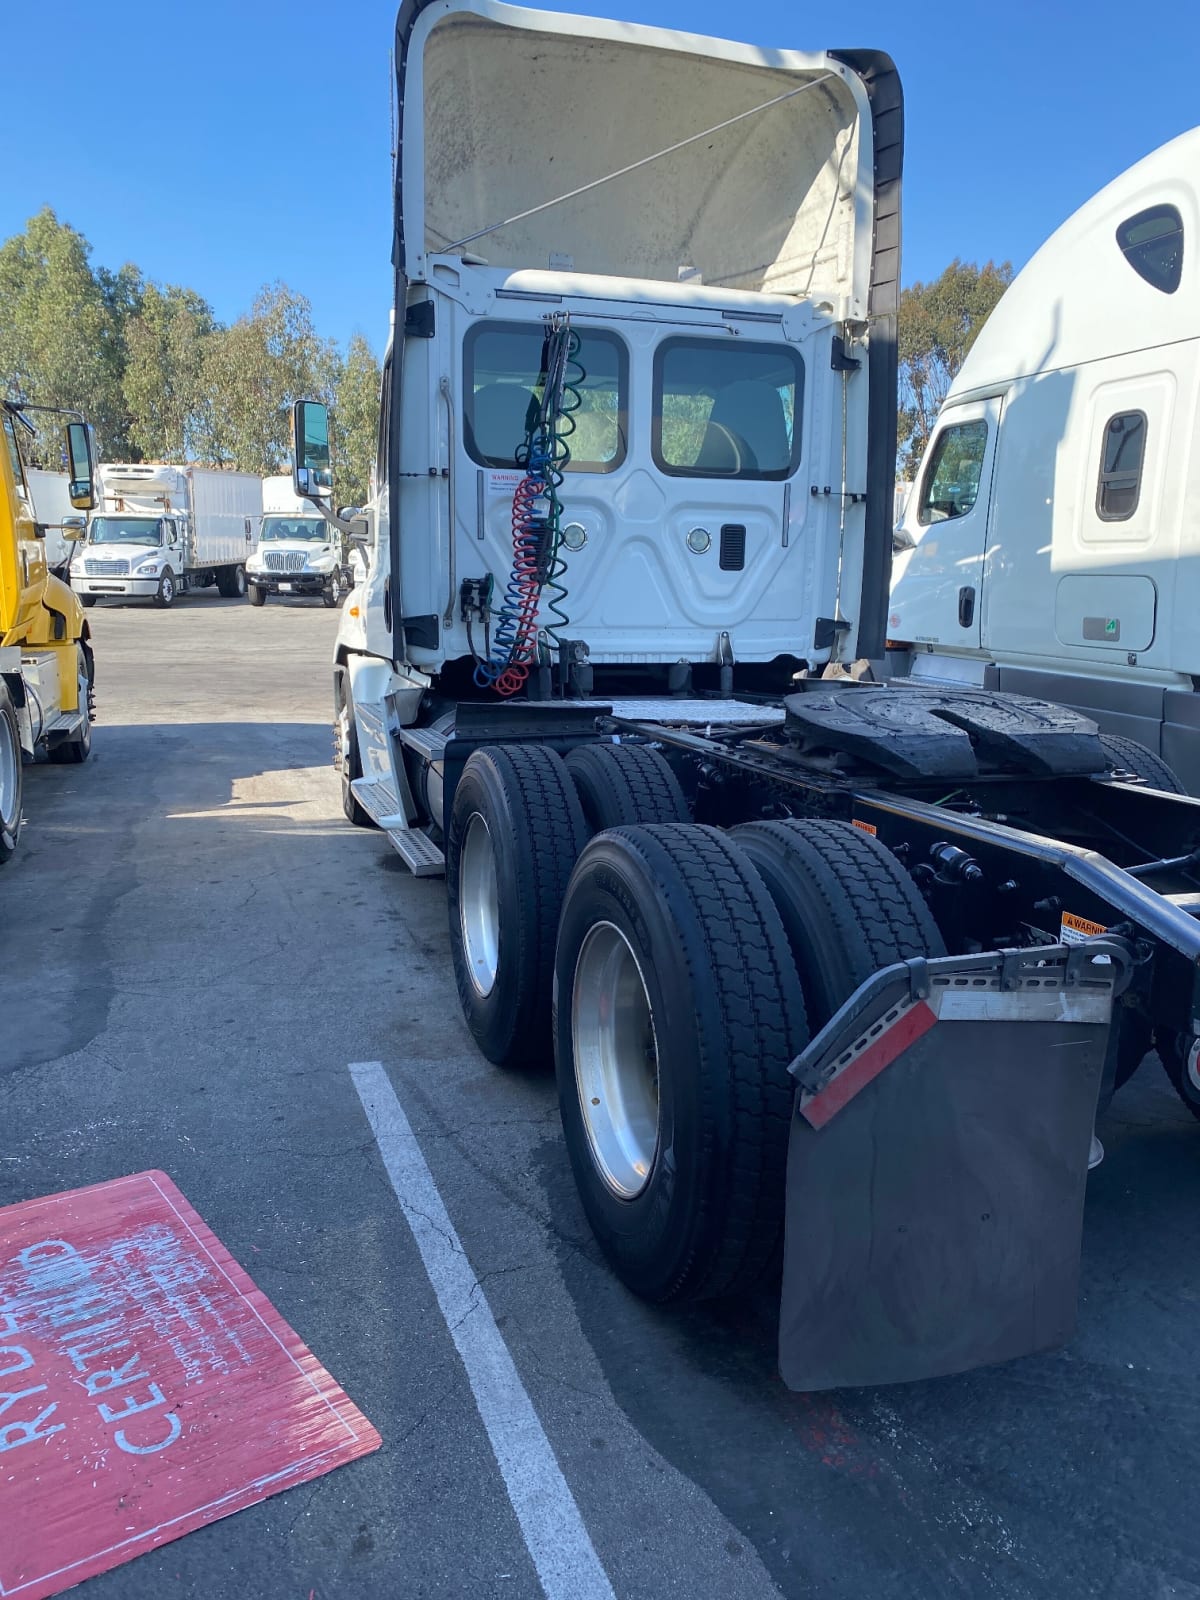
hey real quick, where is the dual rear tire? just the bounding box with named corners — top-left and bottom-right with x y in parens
top-left (445, 739), bottom-right (944, 1304)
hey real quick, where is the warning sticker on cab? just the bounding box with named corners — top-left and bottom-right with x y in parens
top-left (1060, 911), bottom-right (1107, 944)
top-left (851, 819), bottom-right (878, 836)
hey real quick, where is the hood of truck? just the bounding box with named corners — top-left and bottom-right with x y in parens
top-left (393, 0), bottom-right (889, 319)
top-left (74, 542), bottom-right (164, 560)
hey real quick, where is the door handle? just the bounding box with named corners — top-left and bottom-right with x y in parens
top-left (958, 586), bottom-right (976, 629)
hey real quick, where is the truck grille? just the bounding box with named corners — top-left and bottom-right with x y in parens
top-left (84, 558), bottom-right (130, 576)
top-left (263, 551), bottom-right (307, 573)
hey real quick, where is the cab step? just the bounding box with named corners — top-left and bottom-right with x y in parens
top-left (387, 828), bottom-right (446, 877)
top-left (349, 774), bottom-right (446, 877)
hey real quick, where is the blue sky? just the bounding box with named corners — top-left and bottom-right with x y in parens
top-left (3, 0), bottom-right (1196, 356)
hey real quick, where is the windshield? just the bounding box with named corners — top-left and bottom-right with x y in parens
top-left (260, 517), bottom-right (328, 543)
top-left (89, 517), bottom-right (163, 546)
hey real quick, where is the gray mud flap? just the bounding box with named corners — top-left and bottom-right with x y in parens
top-left (779, 940), bottom-right (1129, 1391)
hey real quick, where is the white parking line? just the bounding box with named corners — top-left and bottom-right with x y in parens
top-left (349, 1061), bottom-right (617, 1600)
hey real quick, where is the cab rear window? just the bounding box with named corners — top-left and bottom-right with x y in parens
top-left (652, 339), bottom-right (803, 480)
top-left (463, 323), bottom-right (626, 473)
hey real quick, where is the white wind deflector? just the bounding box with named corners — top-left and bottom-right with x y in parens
top-left (397, 0), bottom-right (873, 312)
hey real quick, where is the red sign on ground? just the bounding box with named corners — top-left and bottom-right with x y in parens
top-left (0, 1171), bottom-right (380, 1599)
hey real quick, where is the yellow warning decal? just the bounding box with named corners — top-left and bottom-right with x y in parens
top-left (851, 819), bottom-right (878, 836)
top-left (1060, 911), bottom-right (1107, 945)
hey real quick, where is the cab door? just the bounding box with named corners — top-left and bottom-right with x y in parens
top-left (889, 397), bottom-right (1000, 649)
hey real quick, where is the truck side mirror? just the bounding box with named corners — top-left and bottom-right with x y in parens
top-left (293, 400), bottom-right (333, 501)
top-left (62, 515), bottom-right (87, 543)
top-left (66, 421), bottom-right (96, 510)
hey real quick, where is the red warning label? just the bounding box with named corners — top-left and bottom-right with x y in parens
top-left (851, 819), bottom-right (878, 836)
top-left (0, 1171), bottom-right (380, 1600)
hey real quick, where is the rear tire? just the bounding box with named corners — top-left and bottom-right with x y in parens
top-left (0, 684), bottom-right (22, 866)
top-left (565, 743), bottom-right (689, 833)
top-left (216, 564), bottom-right (247, 598)
top-left (247, 583), bottom-right (266, 607)
top-left (733, 818), bottom-right (946, 1028)
top-left (554, 824), bottom-right (808, 1302)
top-left (448, 745), bottom-right (587, 1068)
top-left (1157, 1031), bottom-right (1200, 1123)
top-left (1098, 734), bottom-right (1185, 794)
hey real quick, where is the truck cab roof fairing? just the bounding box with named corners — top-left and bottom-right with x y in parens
top-left (392, 0), bottom-right (893, 318)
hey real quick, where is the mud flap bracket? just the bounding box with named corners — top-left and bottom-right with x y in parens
top-left (779, 940), bottom-right (1130, 1390)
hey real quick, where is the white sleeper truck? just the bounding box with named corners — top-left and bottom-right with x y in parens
top-left (298, 0), bottom-right (1200, 1390)
top-left (71, 463), bottom-right (260, 607)
top-left (246, 474), bottom-right (349, 607)
top-left (890, 130), bottom-right (1200, 786)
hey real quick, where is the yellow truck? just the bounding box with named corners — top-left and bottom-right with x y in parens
top-left (0, 401), bottom-right (96, 865)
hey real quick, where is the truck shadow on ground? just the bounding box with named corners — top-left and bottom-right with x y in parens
top-left (538, 1067), bottom-right (1200, 1599)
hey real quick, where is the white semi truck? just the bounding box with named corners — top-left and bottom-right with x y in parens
top-left (70, 463), bottom-right (260, 607)
top-left (296, 0), bottom-right (1200, 1390)
top-left (245, 474), bottom-right (349, 607)
top-left (890, 129), bottom-right (1199, 786)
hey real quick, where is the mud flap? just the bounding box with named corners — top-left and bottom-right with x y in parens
top-left (779, 940), bottom-right (1130, 1391)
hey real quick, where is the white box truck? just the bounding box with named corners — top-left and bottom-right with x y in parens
top-left (70, 463), bottom-right (261, 607)
top-left (890, 128), bottom-right (1199, 786)
top-left (244, 474), bottom-right (349, 607)
top-left (26, 469), bottom-right (80, 580)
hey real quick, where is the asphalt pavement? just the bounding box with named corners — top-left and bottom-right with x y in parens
top-left (3, 590), bottom-right (1200, 1600)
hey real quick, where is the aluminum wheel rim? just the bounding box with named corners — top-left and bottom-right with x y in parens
top-left (0, 707), bottom-right (18, 831)
top-left (162, 576), bottom-right (173, 602)
top-left (572, 921), bottom-right (660, 1199)
top-left (459, 812), bottom-right (500, 997)
top-left (77, 653), bottom-right (91, 746)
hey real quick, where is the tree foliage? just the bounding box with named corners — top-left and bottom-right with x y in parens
top-left (193, 284), bottom-right (339, 474)
top-left (898, 259), bottom-right (1013, 472)
top-left (0, 212), bottom-right (376, 484)
top-left (0, 208), bottom-right (131, 460)
top-left (334, 335), bottom-right (382, 506)
top-left (123, 282), bottom-right (216, 460)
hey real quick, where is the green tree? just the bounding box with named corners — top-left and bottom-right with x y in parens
top-left (334, 334), bottom-right (381, 505)
top-left (898, 259), bottom-right (1013, 472)
top-left (0, 207), bottom-right (131, 458)
top-left (193, 282), bottom-right (338, 474)
top-left (123, 283), bottom-right (217, 460)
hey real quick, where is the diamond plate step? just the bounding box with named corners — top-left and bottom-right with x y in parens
top-left (387, 828), bottom-right (445, 877)
top-left (350, 775), bottom-right (400, 826)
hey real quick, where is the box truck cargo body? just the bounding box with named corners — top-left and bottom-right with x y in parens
top-left (71, 464), bottom-right (261, 607)
top-left (26, 469), bottom-right (79, 579)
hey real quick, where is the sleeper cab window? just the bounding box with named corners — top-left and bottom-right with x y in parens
top-left (652, 338), bottom-right (804, 480)
top-left (917, 420), bottom-right (988, 525)
top-left (463, 322), bottom-right (627, 473)
top-left (1096, 410), bottom-right (1147, 521)
top-left (1117, 205), bottom-right (1183, 295)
